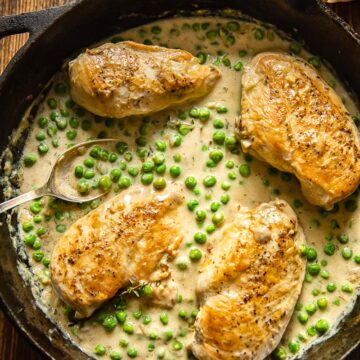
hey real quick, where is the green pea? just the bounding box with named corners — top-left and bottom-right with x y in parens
top-left (239, 163), bottom-right (250, 177)
top-left (197, 52), bottom-right (206, 64)
top-left (153, 177), bottom-right (166, 190)
top-left (156, 164), bottom-right (166, 174)
top-left (42, 257), bottom-right (51, 267)
top-left (172, 340), bottom-right (183, 351)
top-left (210, 201), bottom-right (221, 212)
top-left (94, 344), bottom-right (106, 356)
top-left (56, 118), bottom-right (67, 130)
top-left (84, 158), bottom-right (95, 168)
top-left (225, 160), bottom-right (234, 169)
top-left (32, 250), bottom-right (44, 262)
top-left (289, 42), bottom-right (302, 54)
top-left (307, 248), bottom-right (317, 261)
top-left (307, 263), bottom-right (320, 276)
top-left (132, 309), bottom-right (142, 320)
top-left (309, 56), bottom-right (321, 69)
top-left (38, 116), bottom-right (49, 128)
top-left (127, 347), bottom-right (138, 358)
top-left (143, 315), bottom-right (152, 325)
top-left (159, 312), bottom-right (169, 325)
top-left (203, 175), bottom-right (216, 187)
top-left (24, 234), bottom-right (36, 247)
top-left (212, 212), bottom-right (224, 226)
top-left (116, 142), bottom-right (128, 155)
top-left (163, 330), bottom-right (173, 341)
top-left (103, 315), bottom-right (117, 331)
top-left (189, 248), bottom-right (202, 261)
top-left (272, 346), bottom-right (287, 360)
top-left (194, 232), bottom-right (207, 244)
top-left (151, 25), bottom-right (161, 34)
top-left (119, 338), bottom-right (129, 347)
top-left (213, 118), bottom-right (224, 129)
top-left (216, 105), bottom-right (228, 114)
top-left (326, 282), bottom-right (337, 293)
top-left (337, 233), bottom-right (349, 244)
top-left (297, 312), bottom-right (308, 324)
top-left (187, 199), bottom-right (199, 212)
top-left (176, 256), bottom-right (189, 270)
top-left (195, 209), bottom-right (206, 222)
top-left (170, 134), bottom-right (182, 147)
top-left (149, 331), bottom-right (158, 340)
top-left (254, 28), bottom-right (265, 40)
top-left (212, 130), bottom-right (226, 145)
top-left (47, 98), bottom-right (57, 109)
top-left (37, 143), bottom-right (49, 155)
top-left (198, 108), bottom-right (211, 121)
top-left (30, 201), bottom-right (42, 214)
top-left (288, 339), bottom-right (300, 354)
top-left (354, 255), bottom-right (360, 264)
top-left (173, 153), bottom-right (181, 163)
top-left (136, 136), bottom-right (147, 147)
top-left (118, 177), bottom-right (132, 188)
top-left (115, 310), bottom-right (127, 324)
top-left (341, 283), bottom-right (353, 293)
top-left (317, 297), bottom-right (328, 310)
top-left (206, 30), bottom-right (217, 40)
top-left (35, 131), bottom-right (46, 141)
top-left (320, 269), bottom-right (330, 279)
top-left (224, 135), bottom-right (237, 149)
top-left (323, 243), bottom-right (335, 256)
top-left (109, 350), bottom-right (122, 360)
top-left (315, 319), bottom-right (329, 334)
top-left (185, 176), bottom-right (197, 189)
top-left (54, 82), bottom-right (67, 95)
top-left (178, 309), bottom-right (189, 320)
top-left (305, 303), bottom-right (317, 315)
top-left (344, 199), bottom-right (357, 212)
top-left (22, 222), bottom-right (33, 233)
top-left (141, 284), bottom-right (153, 298)
top-left (233, 61), bottom-right (243, 71)
top-left (56, 224), bottom-right (66, 233)
top-left (99, 175), bottom-right (112, 192)
top-left (77, 179), bottom-right (90, 194)
top-left (209, 149), bottom-right (224, 164)
top-left (123, 322), bottom-right (134, 334)
top-left (66, 130), bottom-right (77, 140)
top-left (81, 119), bottom-right (91, 130)
top-left (83, 169), bottom-right (95, 179)
top-left (221, 194), bottom-right (230, 204)
top-left (127, 166), bottom-right (139, 177)
top-left (141, 173), bottom-right (153, 185)
top-left (23, 153), bottom-right (37, 167)
top-left (153, 152), bottom-right (165, 165)
top-left (170, 165), bottom-right (181, 177)
top-left (36, 227), bottom-right (46, 236)
top-left (33, 215), bottom-right (43, 223)
top-left (110, 169), bottom-right (121, 182)
top-left (155, 141), bottom-right (166, 152)
top-left (342, 247), bottom-right (353, 260)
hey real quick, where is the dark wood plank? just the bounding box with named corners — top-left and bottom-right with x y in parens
top-left (0, 1), bottom-right (360, 359)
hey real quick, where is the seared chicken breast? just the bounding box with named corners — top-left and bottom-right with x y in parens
top-left (192, 200), bottom-right (306, 360)
top-left (69, 41), bottom-right (221, 118)
top-left (50, 183), bottom-right (184, 318)
top-left (239, 52), bottom-right (360, 209)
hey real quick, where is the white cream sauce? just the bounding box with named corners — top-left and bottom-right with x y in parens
top-left (5, 16), bottom-right (360, 360)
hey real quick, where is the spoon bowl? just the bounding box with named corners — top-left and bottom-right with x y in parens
top-left (0, 138), bottom-right (119, 213)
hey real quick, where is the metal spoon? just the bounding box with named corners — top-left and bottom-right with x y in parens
top-left (0, 139), bottom-right (119, 214)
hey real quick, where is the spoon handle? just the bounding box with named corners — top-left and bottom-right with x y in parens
top-left (0, 187), bottom-right (46, 214)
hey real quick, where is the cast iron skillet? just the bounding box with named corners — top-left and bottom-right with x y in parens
top-left (0, 0), bottom-right (359, 359)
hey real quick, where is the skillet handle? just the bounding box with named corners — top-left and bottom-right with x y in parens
top-left (0, 2), bottom-right (79, 40)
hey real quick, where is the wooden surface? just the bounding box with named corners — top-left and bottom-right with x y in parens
top-left (0, 0), bottom-right (360, 359)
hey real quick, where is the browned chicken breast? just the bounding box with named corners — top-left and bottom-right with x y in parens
top-left (191, 200), bottom-right (306, 360)
top-left (69, 41), bottom-right (221, 118)
top-left (239, 52), bottom-right (360, 209)
top-left (50, 183), bottom-right (185, 318)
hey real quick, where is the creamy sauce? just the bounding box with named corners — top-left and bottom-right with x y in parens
top-left (5, 17), bottom-right (360, 359)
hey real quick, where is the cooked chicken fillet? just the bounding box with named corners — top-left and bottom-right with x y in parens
top-left (192, 200), bottom-right (306, 360)
top-left (50, 183), bottom-right (184, 318)
top-left (69, 41), bottom-right (221, 118)
top-left (239, 52), bottom-right (360, 209)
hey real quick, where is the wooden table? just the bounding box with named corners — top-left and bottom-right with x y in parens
top-left (1, 0), bottom-right (360, 359)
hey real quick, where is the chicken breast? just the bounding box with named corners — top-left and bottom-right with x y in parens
top-left (50, 183), bottom-right (185, 318)
top-left (239, 52), bottom-right (360, 209)
top-left (192, 200), bottom-right (306, 360)
top-left (69, 41), bottom-right (221, 118)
